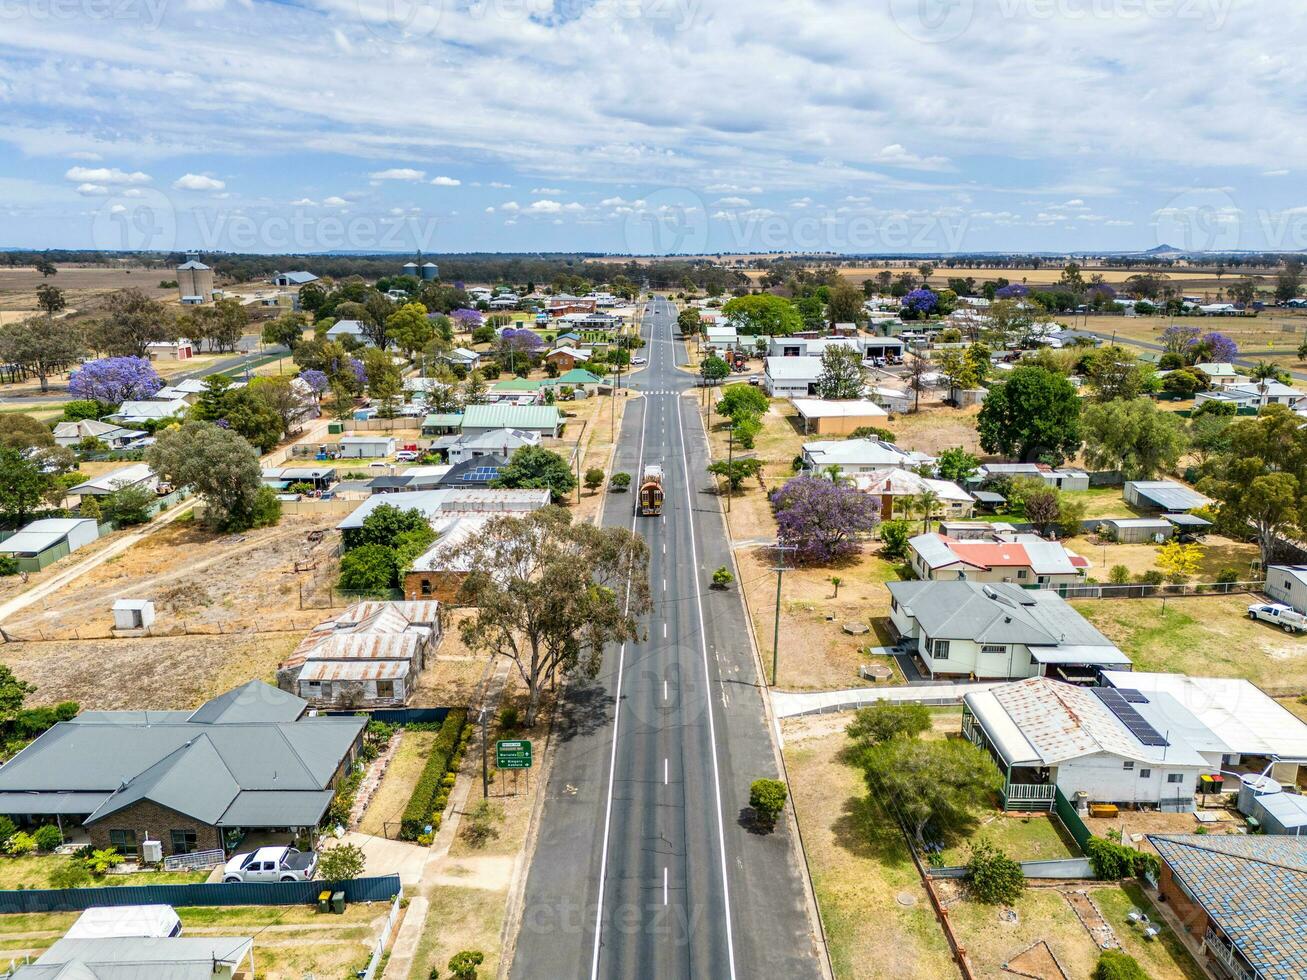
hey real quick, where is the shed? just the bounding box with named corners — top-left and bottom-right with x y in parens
top-left (112, 599), bottom-right (155, 631)
top-left (338, 436), bottom-right (396, 458)
top-left (1265, 565), bottom-right (1307, 615)
top-left (791, 399), bottom-right (888, 436)
top-left (972, 490), bottom-right (1007, 511)
top-left (1124, 480), bottom-right (1212, 512)
top-left (0, 519), bottom-right (100, 572)
top-left (1101, 517), bottom-right (1174, 544)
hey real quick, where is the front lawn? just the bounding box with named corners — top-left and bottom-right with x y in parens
top-left (936, 810), bottom-right (1080, 868)
top-left (0, 854), bottom-right (210, 890)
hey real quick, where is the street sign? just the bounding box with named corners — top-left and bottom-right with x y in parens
top-left (496, 739), bottom-right (533, 770)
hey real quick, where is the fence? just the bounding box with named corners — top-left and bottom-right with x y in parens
top-left (1044, 579), bottom-right (1263, 601)
top-left (162, 848), bottom-right (224, 872)
top-left (1054, 787), bottom-right (1093, 851)
top-left (928, 857), bottom-right (1094, 880)
top-left (0, 874), bottom-right (402, 914)
top-left (344, 418), bottom-right (423, 433)
top-left (360, 893), bottom-right (404, 980)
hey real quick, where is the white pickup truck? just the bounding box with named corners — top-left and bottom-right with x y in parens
top-left (222, 846), bottom-right (317, 883)
top-left (1247, 602), bottom-right (1307, 634)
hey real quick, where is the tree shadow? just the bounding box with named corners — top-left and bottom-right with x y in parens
top-left (554, 680), bottom-right (615, 743)
top-left (736, 806), bottom-right (774, 835)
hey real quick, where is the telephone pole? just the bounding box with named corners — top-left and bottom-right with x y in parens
top-left (725, 422), bottom-right (735, 514)
top-left (770, 543), bottom-right (798, 686)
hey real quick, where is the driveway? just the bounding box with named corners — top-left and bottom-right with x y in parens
top-left (337, 833), bottom-right (429, 887)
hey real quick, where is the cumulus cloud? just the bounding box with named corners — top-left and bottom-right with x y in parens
top-left (290, 197), bottom-right (318, 206)
top-left (173, 173), bottom-right (225, 191)
top-left (65, 166), bottom-right (150, 185)
top-left (431, 176), bottom-right (461, 186)
top-left (532, 186), bottom-right (562, 194)
top-left (371, 167), bottom-right (425, 181)
top-left (75, 183), bottom-right (108, 196)
top-left (323, 196), bottom-right (349, 207)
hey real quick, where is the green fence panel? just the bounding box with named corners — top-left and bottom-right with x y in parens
top-left (1054, 787), bottom-right (1092, 852)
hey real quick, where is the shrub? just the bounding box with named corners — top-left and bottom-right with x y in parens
top-left (748, 778), bottom-right (788, 830)
top-left (711, 566), bottom-right (734, 588)
top-left (0, 556), bottom-right (19, 577)
top-left (400, 709), bottom-right (467, 839)
top-left (584, 467), bottom-right (605, 493)
top-left (1094, 949), bottom-right (1149, 980)
top-left (965, 839), bottom-right (1024, 904)
top-left (448, 950), bottom-right (485, 980)
top-left (1108, 565), bottom-right (1131, 585)
top-left (50, 861), bottom-right (92, 889)
top-left (4, 832), bottom-right (35, 856)
top-left (499, 704), bottom-right (519, 731)
top-left (318, 842), bottom-right (367, 881)
top-left (32, 825), bottom-right (62, 852)
top-left (0, 816), bottom-right (15, 847)
top-left (461, 800), bottom-right (504, 849)
top-left (1086, 836), bottom-right (1159, 880)
top-left (879, 519), bottom-right (913, 560)
top-left (609, 471), bottom-right (631, 492)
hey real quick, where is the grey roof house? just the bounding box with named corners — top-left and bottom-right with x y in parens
top-left (0, 681), bottom-right (364, 857)
top-left (12, 935), bottom-right (256, 979)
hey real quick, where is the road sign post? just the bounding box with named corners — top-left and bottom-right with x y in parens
top-left (495, 739), bottom-right (533, 770)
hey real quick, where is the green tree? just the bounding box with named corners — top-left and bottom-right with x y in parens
top-left (977, 366), bottom-right (1081, 464)
top-left (0, 413), bottom-right (54, 450)
top-left (748, 778), bottom-right (788, 830)
top-left (387, 302), bottom-right (434, 357)
top-left (966, 839), bottom-right (1024, 905)
top-left (447, 950), bottom-right (485, 980)
top-left (1085, 346), bottom-right (1150, 403)
top-left (0, 447), bottom-right (50, 522)
top-left (935, 447), bottom-right (979, 484)
top-left (610, 472), bottom-right (631, 491)
top-left (90, 289), bottom-right (174, 357)
top-left (247, 375), bottom-right (311, 438)
top-left (35, 283), bottom-right (65, 316)
top-left (349, 504), bottom-right (432, 550)
top-left (716, 384), bottom-right (769, 419)
top-left (878, 519), bottom-right (913, 559)
top-left (147, 421), bottom-right (272, 532)
top-left (222, 388), bottom-right (286, 453)
top-left (453, 507), bottom-right (651, 723)
top-left (318, 843), bottom-right (367, 881)
top-left (858, 737), bottom-right (1002, 846)
top-left (261, 312), bottom-right (309, 351)
top-left (846, 702), bottom-right (930, 746)
top-left (362, 348), bottom-right (404, 418)
top-left (676, 308), bottom-right (701, 337)
top-left (721, 294), bottom-right (802, 335)
top-left (491, 446), bottom-right (578, 503)
top-left (0, 317), bottom-right (85, 393)
top-left (699, 354), bottom-right (730, 386)
top-left (338, 544), bottom-right (400, 594)
top-left (100, 484), bottom-right (155, 526)
top-left (1081, 398), bottom-right (1188, 480)
top-left (584, 467), bottom-right (605, 494)
top-left (1093, 950), bottom-right (1149, 980)
top-left (815, 345), bottom-right (864, 400)
top-left (707, 456), bottom-right (763, 492)
top-left (825, 280), bottom-right (864, 327)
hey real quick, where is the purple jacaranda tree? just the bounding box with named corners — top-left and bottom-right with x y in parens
top-left (771, 475), bottom-right (881, 564)
top-left (498, 328), bottom-right (543, 365)
top-left (1200, 331), bottom-right (1239, 363)
top-left (349, 358), bottom-right (367, 388)
top-left (68, 356), bottom-right (163, 406)
top-left (1160, 323), bottom-right (1201, 355)
top-left (298, 368), bottom-right (328, 395)
top-left (452, 308), bottom-right (483, 330)
top-left (902, 288), bottom-right (939, 316)
top-left (994, 283), bottom-right (1030, 300)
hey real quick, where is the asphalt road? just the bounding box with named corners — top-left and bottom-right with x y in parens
top-left (510, 299), bottom-right (822, 979)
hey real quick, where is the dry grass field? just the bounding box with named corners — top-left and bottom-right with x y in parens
top-left (0, 265), bottom-right (174, 323)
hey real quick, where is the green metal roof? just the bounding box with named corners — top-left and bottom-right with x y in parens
top-left (422, 413), bottom-right (464, 427)
top-left (554, 369), bottom-right (604, 385)
top-left (461, 404), bottom-right (563, 431)
top-left (490, 378), bottom-right (546, 392)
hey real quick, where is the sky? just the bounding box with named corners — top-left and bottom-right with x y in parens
top-left (0, 0), bottom-right (1305, 255)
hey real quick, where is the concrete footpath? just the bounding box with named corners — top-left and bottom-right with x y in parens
top-left (770, 681), bottom-right (1005, 719)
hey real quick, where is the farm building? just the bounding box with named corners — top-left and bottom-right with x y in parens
top-left (279, 601), bottom-right (441, 708)
top-left (1148, 835), bottom-right (1307, 979)
top-left (0, 518), bottom-right (101, 572)
top-left (887, 581), bottom-right (1130, 682)
top-left (962, 677), bottom-right (1208, 812)
top-left (1265, 564), bottom-right (1307, 614)
top-left (790, 398), bottom-right (888, 436)
top-left (337, 435), bottom-right (395, 458)
top-left (0, 680), bottom-right (364, 857)
top-left (763, 356), bottom-right (822, 398)
top-left (1099, 517), bottom-right (1174, 544)
top-left (459, 404), bottom-right (563, 438)
top-left (1123, 480), bottom-right (1212, 512)
top-left (144, 339), bottom-right (194, 360)
top-left (272, 270), bottom-right (318, 286)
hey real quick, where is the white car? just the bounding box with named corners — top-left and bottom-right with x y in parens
top-left (395, 450), bottom-right (421, 462)
top-left (222, 846), bottom-right (317, 883)
top-left (631, 356), bottom-right (647, 365)
top-left (1247, 602), bottom-right (1307, 634)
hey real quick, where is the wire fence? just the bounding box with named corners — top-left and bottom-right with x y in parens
top-left (1048, 579), bottom-right (1264, 600)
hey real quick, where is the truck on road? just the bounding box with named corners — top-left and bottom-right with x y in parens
top-left (1248, 601), bottom-right (1307, 634)
top-left (639, 464), bottom-right (665, 516)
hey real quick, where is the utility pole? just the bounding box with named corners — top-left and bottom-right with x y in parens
top-left (770, 543), bottom-right (798, 686)
top-left (479, 705), bottom-right (489, 799)
top-left (726, 422), bottom-right (735, 514)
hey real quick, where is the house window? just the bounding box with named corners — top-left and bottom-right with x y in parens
top-left (1167, 773), bottom-right (1184, 784)
top-left (420, 579), bottom-right (432, 596)
top-left (109, 829), bottom-right (138, 858)
top-left (170, 829), bottom-right (198, 855)
top-left (1140, 769), bottom-right (1152, 779)
top-left (1123, 761), bottom-right (1135, 770)
top-left (931, 640), bottom-right (950, 660)
top-left (981, 644), bottom-right (1006, 657)
top-left (1016, 569), bottom-right (1028, 580)
top-left (376, 680), bottom-right (396, 699)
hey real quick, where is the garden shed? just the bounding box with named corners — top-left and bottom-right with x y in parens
top-left (1101, 517), bottom-right (1174, 544)
top-left (0, 518), bottom-right (101, 572)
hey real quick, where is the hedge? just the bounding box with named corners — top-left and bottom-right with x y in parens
top-left (400, 708), bottom-right (467, 839)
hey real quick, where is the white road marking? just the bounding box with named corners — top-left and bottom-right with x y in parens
top-left (664, 757), bottom-right (668, 785)
top-left (663, 679), bottom-right (668, 701)
top-left (590, 340), bottom-right (651, 980)
top-left (663, 866), bottom-right (668, 906)
top-left (662, 578), bottom-right (666, 592)
top-left (663, 622), bottom-right (668, 639)
top-left (674, 393), bottom-right (738, 980)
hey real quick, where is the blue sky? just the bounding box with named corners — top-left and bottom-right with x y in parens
top-left (1, 0), bottom-right (1304, 254)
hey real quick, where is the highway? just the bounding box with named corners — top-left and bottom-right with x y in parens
top-left (509, 298), bottom-right (823, 979)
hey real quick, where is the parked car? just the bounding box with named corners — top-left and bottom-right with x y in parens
top-left (1247, 602), bottom-right (1307, 634)
top-left (395, 450), bottom-right (421, 462)
top-left (222, 846), bottom-right (318, 883)
top-left (747, 375), bottom-right (760, 385)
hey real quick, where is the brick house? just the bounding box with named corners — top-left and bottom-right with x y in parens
top-left (0, 681), bottom-right (364, 857)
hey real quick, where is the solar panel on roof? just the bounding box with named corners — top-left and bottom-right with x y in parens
top-left (1092, 687), bottom-right (1168, 746)
top-left (1118, 688), bottom-right (1150, 704)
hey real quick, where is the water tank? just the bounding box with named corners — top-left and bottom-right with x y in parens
top-left (1238, 773), bottom-right (1281, 814)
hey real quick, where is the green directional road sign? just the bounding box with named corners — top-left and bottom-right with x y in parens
top-left (496, 739), bottom-right (533, 770)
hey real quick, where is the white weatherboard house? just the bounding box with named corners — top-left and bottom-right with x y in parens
top-left (337, 435), bottom-right (395, 458)
top-left (963, 677), bottom-right (1210, 812)
top-left (887, 580), bottom-right (1130, 682)
top-left (801, 437), bottom-right (934, 476)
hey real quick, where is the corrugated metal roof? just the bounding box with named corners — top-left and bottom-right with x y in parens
top-left (1149, 835), bottom-right (1307, 977)
top-left (1126, 480), bottom-right (1211, 511)
top-left (461, 404), bottom-right (562, 430)
top-left (299, 659), bottom-right (410, 681)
